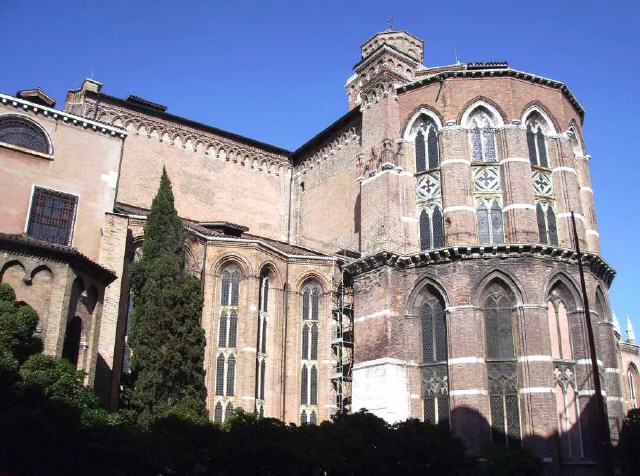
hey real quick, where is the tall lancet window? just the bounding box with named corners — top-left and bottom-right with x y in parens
top-left (300, 282), bottom-right (321, 424)
top-left (256, 269), bottom-right (271, 417)
top-left (526, 118), bottom-right (549, 168)
top-left (469, 109), bottom-right (497, 163)
top-left (418, 287), bottom-right (449, 430)
top-left (483, 281), bottom-right (521, 448)
top-left (214, 264), bottom-right (240, 423)
top-left (413, 113), bottom-right (443, 251)
top-left (476, 198), bottom-right (504, 244)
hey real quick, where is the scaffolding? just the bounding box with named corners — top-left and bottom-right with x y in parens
top-left (331, 260), bottom-right (354, 414)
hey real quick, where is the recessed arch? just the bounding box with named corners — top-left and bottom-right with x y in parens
top-left (567, 120), bottom-right (585, 156)
top-left (458, 97), bottom-right (508, 128)
top-left (520, 101), bottom-right (560, 134)
top-left (0, 113), bottom-right (53, 155)
top-left (405, 274), bottom-right (450, 318)
top-left (257, 261), bottom-right (283, 289)
top-left (401, 105), bottom-right (444, 141)
top-left (293, 272), bottom-right (329, 294)
top-left (472, 269), bottom-right (525, 308)
top-left (211, 253), bottom-right (253, 279)
top-left (544, 273), bottom-right (582, 312)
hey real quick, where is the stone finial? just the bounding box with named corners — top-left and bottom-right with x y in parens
top-left (626, 315), bottom-right (636, 343)
top-left (612, 312), bottom-right (621, 337)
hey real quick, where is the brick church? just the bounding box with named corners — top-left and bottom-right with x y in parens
top-left (1, 29), bottom-right (638, 473)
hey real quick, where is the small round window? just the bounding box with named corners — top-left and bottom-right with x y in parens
top-left (0, 115), bottom-right (50, 154)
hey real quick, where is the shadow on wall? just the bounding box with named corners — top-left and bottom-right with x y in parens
top-left (450, 396), bottom-right (638, 476)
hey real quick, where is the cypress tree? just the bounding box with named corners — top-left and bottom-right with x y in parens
top-left (128, 168), bottom-right (207, 425)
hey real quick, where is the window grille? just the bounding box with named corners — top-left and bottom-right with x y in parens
top-left (214, 402), bottom-right (223, 423)
top-left (434, 309), bottom-right (447, 361)
top-left (302, 289), bottom-right (310, 320)
top-left (536, 131), bottom-right (548, 167)
top-left (415, 130), bottom-right (426, 172)
top-left (228, 311), bottom-right (238, 348)
top-left (261, 317), bottom-right (267, 354)
top-left (427, 127), bottom-right (439, 170)
top-left (490, 201), bottom-right (504, 243)
top-left (437, 396), bottom-right (450, 430)
top-left (419, 209), bottom-right (432, 250)
top-left (221, 271), bottom-right (231, 305)
top-left (421, 299), bottom-right (447, 363)
top-left (27, 187), bottom-right (78, 245)
top-left (432, 207), bottom-right (444, 248)
top-left (301, 409), bottom-right (308, 424)
top-left (546, 207), bottom-right (558, 245)
top-left (301, 365), bottom-right (308, 404)
top-left (310, 324), bottom-right (318, 360)
top-left (215, 354), bottom-right (225, 396)
top-left (310, 366), bottom-right (318, 405)
top-left (261, 278), bottom-right (269, 312)
top-left (230, 271), bottom-right (239, 305)
top-left (477, 203), bottom-right (490, 244)
top-left (628, 368), bottom-right (638, 408)
top-left (537, 203), bottom-right (547, 244)
top-left (259, 405), bottom-right (264, 418)
top-left (225, 402), bottom-right (234, 420)
top-left (226, 354), bottom-right (236, 396)
top-left (302, 324), bottom-right (309, 359)
top-left (260, 359), bottom-right (266, 400)
top-left (0, 116), bottom-right (49, 154)
top-left (311, 289), bottom-right (319, 320)
top-left (485, 294), bottom-right (515, 359)
top-left (424, 397), bottom-right (436, 424)
top-left (310, 411), bottom-right (317, 425)
top-left (218, 311), bottom-right (228, 347)
top-left (469, 110), bottom-right (496, 163)
top-left (490, 394), bottom-right (506, 444)
top-left (527, 126), bottom-right (538, 166)
top-left (421, 307), bottom-right (434, 362)
top-left (505, 394), bottom-right (521, 447)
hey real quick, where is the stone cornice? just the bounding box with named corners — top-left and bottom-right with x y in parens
top-left (0, 93), bottom-right (127, 138)
top-left (344, 244), bottom-right (615, 286)
top-left (397, 68), bottom-right (585, 122)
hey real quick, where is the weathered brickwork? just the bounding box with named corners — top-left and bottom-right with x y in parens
top-left (0, 28), bottom-right (631, 474)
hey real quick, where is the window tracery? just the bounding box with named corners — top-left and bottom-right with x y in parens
top-left (526, 120), bottom-right (549, 168)
top-left (476, 198), bottom-right (504, 245)
top-left (300, 282), bottom-right (321, 424)
top-left (468, 109), bottom-right (497, 163)
top-left (0, 115), bottom-right (50, 154)
top-left (536, 201), bottom-right (558, 246)
top-left (553, 364), bottom-right (583, 458)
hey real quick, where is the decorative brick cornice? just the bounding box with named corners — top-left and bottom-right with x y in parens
top-left (397, 68), bottom-right (585, 122)
top-left (0, 94), bottom-right (127, 138)
top-left (344, 244), bottom-right (615, 286)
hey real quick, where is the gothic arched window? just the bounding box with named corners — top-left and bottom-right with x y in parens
top-left (477, 199), bottom-right (504, 244)
top-left (548, 300), bottom-right (572, 360)
top-left (420, 206), bottom-right (444, 250)
top-left (554, 367), bottom-right (583, 459)
top-left (628, 365), bottom-right (639, 409)
top-left (300, 281), bottom-right (321, 423)
top-left (469, 109), bottom-right (497, 163)
top-left (219, 265), bottom-right (240, 349)
top-left (414, 117), bottom-right (439, 173)
top-left (483, 281), bottom-right (520, 448)
top-left (256, 270), bottom-right (270, 407)
top-left (417, 287), bottom-right (449, 430)
top-left (536, 202), bottom-right (558, 245)
top-left (526, 121), bottom-right (549, 168)
top-left (0, 115), bottom-right (50, 154)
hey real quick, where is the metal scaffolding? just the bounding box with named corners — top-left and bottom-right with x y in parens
top-left (331, 261), bottom-right (354, 414)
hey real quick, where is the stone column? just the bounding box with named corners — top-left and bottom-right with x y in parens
top-left (439, 126), bottom-right (475, 245)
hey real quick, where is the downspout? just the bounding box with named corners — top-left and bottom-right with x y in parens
top-left (254, 277), bottom-right (262, 412)
top-left (281, 163), bottom-right (294, 420)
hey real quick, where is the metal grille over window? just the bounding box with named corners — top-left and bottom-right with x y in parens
top-left (415, 130), bottom-right (426, 172)
top-left (259, 359), bottom-right (266, 400)
top-left (413, 117), bottom-right (439, 173)
top-left (27, 187), bottom-right (78, 245)
top-left (418, 288), bottom-right (449, 430)
top-left (488, 362), bottom-right (521, 448)
top-left (226, 354), bottom-right (236, 396)
top-left (216, 265), bottom-right (240, 418)
top-left (228, 311), bottom-right (238, 347)
top-left (0, 115), bottom-right (49, 154)
top-left (476, 199), bottom-right (504, 245)
top-left (225, 402), bottom-right (234, 420)
top-left (536, 201), bottom-right (558, 245)
top-left (301, 282), bottom-right (321, 423)
top-left (214, 402), bottom-right (223, 423)
top-left (256, 273), bottom-right (270, 411)
top-left (215, 354), bottom-right (225, 396)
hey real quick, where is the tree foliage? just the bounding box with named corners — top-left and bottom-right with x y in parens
top-left (127, 167), bottom-right (207, 425)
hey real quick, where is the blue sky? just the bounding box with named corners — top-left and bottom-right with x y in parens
top-left (1, 0), bottom-right (639, 335)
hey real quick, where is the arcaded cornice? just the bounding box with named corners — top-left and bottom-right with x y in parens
top-left (344, 244), bottom-right (615, 286)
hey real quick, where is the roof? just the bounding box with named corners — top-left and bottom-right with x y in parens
top-left (114, 203), bottom-right (329, 259)
top-left (397, 65), bottom-right (585, 121)
top-left (85, 90), bottom-right (292, 157)
top-left (0, 233), bottom-right (117, 284)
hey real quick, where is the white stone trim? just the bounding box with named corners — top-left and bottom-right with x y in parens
top-left (518, 355), bottom-right (553, 363)
top-left (402, 107), bottom-right (444, 140)
top-left (606, 396), bottom-right (625, 402)
top-left (448, 356), bottom-right (485, 364)
top-left (605, 367), bottom-right (620, 374)
top-left (352, 357), bottom-right (407, 370)
top-left (446, 304), bottom-right (476, 311)
top-left (557, 212), bottom-right (584, 222)
top-left (450, 389), bottom-right (488, 396)
top-left (443, 205), bottom-right (475, 214)
top-left (242, 347), bottom-right (257, 353)
top-left (519, 387), bottom-right (555, 394)
top-left (552, 166), bottom-right (577, 175)
top-left (241, 396), bottom-right (256, 401)
top-left (501, 157), bottom-right (531, 165)
top-left (503, 203), bottom-right (536, 212)
top-left (440, 159), bottom-right (471, 166)
top-left (354, 309), bottom-right (396, 323)
top-left (460, 100), bottom-right (505, 128)
top-left (0, 93), bottom-right (127, 137)
top-left (578, 389), bottom-right (607, 397)
top-left (576, 358), bottom-right (603, 366)
top-left (585, 229), bottom-right (599, 237)
top-left (401, 216), bottom-right (419, 223)
top-left (521, 105), bottom-right (559, 134)
top-left (580, 186), bottom-right (593, 193)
